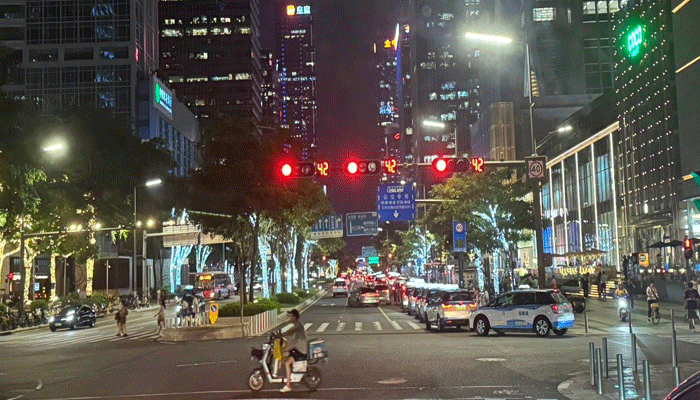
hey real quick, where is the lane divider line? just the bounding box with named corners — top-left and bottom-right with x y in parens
top-left (378, 306), bottom-right (393, 323)
top-left (336, 322), bottom-right (345, 331)
top-left (374, 321), bottom-right (383, 331)
top-left (355, 322), bottom-right (362, 331)
top-left (317, 323), bottom-right (329, 333)
top-left (391, 321), bottom-right (402, 330)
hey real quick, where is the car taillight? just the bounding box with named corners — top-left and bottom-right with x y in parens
top-left (441, 304), bottom-right (454, 311)
top-left (468, 303), bottom-right (477, 310)
top-left (551, 304), bottom-right (562, 313)
top-left (383, 290), bottom-right (389, 293)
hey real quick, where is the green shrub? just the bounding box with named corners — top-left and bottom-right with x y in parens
top-left (293, 289), bottom-right (309, 298)
top-left (30, 299), bottom-right (49, 311)
top-left (0, 304), bottom-right (7, 314)
top-left (87, 292), bottom-right (108, 307)
top-left (218, 299), bottom-right (281, 318)
top-left (276, 292), bottom-right (300, 304)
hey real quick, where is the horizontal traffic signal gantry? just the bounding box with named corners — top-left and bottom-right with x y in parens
top-left (276, 157), bottom-right (489, 178)
top-left (431, 156), bottom-right (485, 175)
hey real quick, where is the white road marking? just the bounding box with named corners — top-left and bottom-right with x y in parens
top-left (374, 321), bottom-right (383, 331)
top-left (304, 323), bottom-right (313, 331)
top-left (336, 322), bottom-right (345, 331)
top-left (176, 360), bottom-right (237, 367)
top-left (355, 322), bottom-right (362, 331)
top-left (406, 321), bottom-right (421, 330)
top-left (316, 323), bottom-right (329, 332)
top-left (36, 380), bottom-right (43, 390)
top-left (391, 321), bottom-right (402, 330)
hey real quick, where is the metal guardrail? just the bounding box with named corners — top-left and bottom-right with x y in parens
top-left (166, 312), bottom-right (210, 328)
top-left (247, 309), bottom-right (277, 337)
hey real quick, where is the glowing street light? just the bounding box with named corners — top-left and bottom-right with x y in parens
top-left (42, 143), bottom-right (65, 153)
top-left (557, 125), bottom-right (573, 133)
top-left (464, 32), bottom-right (513, 44)
top-left (145, 178), bottom-right (162, 187)
top-left (422, 120), bottom-right (447, 129)
top-left (147, 219), bottom-right (155, 228)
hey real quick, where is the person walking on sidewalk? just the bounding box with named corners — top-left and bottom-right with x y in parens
top-left (581, 274), bottom-right (590, 298)
top-left (117, 299), bottom-right (129, 337)
top-left (626, 278), bottom-right (637, 309)
top-left (154, 299), bottom-right (165, 338)
top-left (685, 282), bottom-right (700, 330)
top-left (192, 295), bottom-right (200, 326)
top-left (647, 280), bottom-right (659, 322)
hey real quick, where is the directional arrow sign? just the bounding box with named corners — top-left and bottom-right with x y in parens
top-left (310, 214), bottom-right (343, 239)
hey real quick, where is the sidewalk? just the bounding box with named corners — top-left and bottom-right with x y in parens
top-left (586, 296), bottom-right (685, 322)
top-left (559, 361), bottom-right (696, 400)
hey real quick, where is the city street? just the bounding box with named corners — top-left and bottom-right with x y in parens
top-left (1, 291), bottom-right (699, 400)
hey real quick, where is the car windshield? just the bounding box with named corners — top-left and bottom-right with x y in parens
top-left (443, 292), bottom-right (473, 302)
top-left (551, 292), bottom-right (570, 304)
top-left (335, 281), bottom-right (346, 286)
top-left (375, 285), bottom-right (389, 291)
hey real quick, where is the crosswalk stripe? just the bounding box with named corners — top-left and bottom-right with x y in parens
top-left (127, 331), bottom-right (154, 340)
top-left (406, 321), bottom-right (421, 330)
top-left (304, 323), bottom-right (313, 331)
top-left (336, 322), bottom-right (345, 331)
top-left (316, 323), bottom-right (329, 333)
top-left (374, 321), bottom-right (383, 331)
top-left (355, 322), bottom-right (362, 331)
top-left (391, 321), bottom-right (402, 330)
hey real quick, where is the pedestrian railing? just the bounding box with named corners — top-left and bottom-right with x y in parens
top-left (247, 309), bottom-right (277, 337)
top-left (166, 311), bottom-right (211, 329)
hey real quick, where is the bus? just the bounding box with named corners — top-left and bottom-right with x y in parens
top-left (194, 271), bottom-right (233, 300)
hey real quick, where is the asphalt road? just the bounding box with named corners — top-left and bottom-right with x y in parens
top-left (1, 291), bottom-right (698, 400)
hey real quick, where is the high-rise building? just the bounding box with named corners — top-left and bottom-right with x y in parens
top-left (489, 102), bottom-right (516, 161)
top-left (396, 21), bottom-right (414, 164)
top-left (612, 0), bottom-right (680, 254)
top-left (672, 0), bottom-right (700, 236)
top-left (260, 49), bottom-right (275, 125)
top-left (159, 0), bottom-right (262, 122)
top-left (275, 1), bottom-right (316, 159)
top-left (1, 0), bottom-right (159, 119)
top-left (522, 0), bottom-right (613, 148)
top-left (374, 33), bottom-right (401, 164)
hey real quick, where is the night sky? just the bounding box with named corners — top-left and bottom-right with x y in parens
top-left (263, 1), bottom-right (402, 255)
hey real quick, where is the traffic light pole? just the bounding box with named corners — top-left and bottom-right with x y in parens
top-left (532, 180), bottom-right (546, 289)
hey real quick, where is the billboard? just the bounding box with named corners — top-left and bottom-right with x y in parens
top-left (153, 77), bottom-right (173, 116)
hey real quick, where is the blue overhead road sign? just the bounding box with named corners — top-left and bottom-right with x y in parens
top-left (346, 212), bottom-right (378, 237)
top-left (310, 214), bottom-right (343, 239)
top-left (377, 183), bottom-right (416, 222)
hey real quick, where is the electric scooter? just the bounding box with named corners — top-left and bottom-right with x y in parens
top-left (247, 330), bottom-right (327, 392)
top-left (618, 297), bottom-right (630, 322)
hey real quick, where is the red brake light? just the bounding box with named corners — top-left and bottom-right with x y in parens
top-left (551, 304), bottom-right (561, 313)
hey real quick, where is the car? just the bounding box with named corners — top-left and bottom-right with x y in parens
top-left (424, 290), bottom-right (476, 331)
top-left (49, 305), bottom-right (96, 331)
top-left (416, 285), bottom-right (443, 322)
top-left (664, 369), bottom-right (700, 399)
top-left (374, 284), bottom-right (390, 305)
top-left (347, 287), bottom-right (380, 307)
top-left (332, 280), bottom-right (348, 297)
top-left (469, 289), bottom-right (574, 337)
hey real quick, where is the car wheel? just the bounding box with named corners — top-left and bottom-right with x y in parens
top-left (438, 316), bottom-right (445, 332)
top-left (90, 318), bottom-right (96, 328)
top-left (425, 315), bottom-right (431, 330)
top-left (475, 316), bottom-right (490, 336)
top-left (534, 317), bottom-right (551, 337)
top-left (49, 324), bottom-right (56, 332)
top-left (554, 328), bottom-right (567, 336)
top-left (69, 322), bottom-right (76, 330)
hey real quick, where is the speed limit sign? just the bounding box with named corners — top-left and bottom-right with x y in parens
top-left (526, 156), bottom-right (547, 180)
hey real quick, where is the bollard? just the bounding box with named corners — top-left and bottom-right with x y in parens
top-left (643, 360), bottom-right (652, 400)
top-left (596, 348), bottom-right (604, 395)
top-left (628, 310), bottom-right (633, 334)
top-left (585, 311), bottom-right (589, 333)
top-left (590, 342), bottom-right (596, 386)
top-left (632, 333), bottom-right (638, 372)
top-left (617, 354), bottom-right (625, 400)
top-left (603, 337), bottom-right (610, 378)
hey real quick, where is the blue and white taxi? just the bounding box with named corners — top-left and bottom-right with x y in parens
top-left (469, 289), bottom-right (574, 337)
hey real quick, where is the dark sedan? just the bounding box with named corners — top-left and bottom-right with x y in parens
top-left (49, 305), bottom-right (96, 331)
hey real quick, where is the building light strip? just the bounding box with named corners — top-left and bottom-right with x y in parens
top-left (672, 0), bottom-right (692, 13)
top-left (561, 160), bottom-right (569, 253)
top-left (675, 54), bottom-right (700, 74)
top-left (575, 152), bottom-right (584, 251)
top-left (591, 142), bottom-right (600, 251)
top-left (549, 167), bottom-right (556, 253)
top-left (609, 133), bottom-right (621, 271)
top-left (546, 122), bottom-right (620, 167)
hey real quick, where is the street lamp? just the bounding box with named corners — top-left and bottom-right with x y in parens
top-left (133, 178), bottom-right (162, 294)
top-left (423, 119), bottom-right (461, 157)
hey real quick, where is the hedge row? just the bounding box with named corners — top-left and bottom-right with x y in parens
top-left (218, 298), bottom-right (281, 317)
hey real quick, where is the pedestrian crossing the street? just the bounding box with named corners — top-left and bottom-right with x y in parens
top-left (0, 325), bottom-right (162, 348)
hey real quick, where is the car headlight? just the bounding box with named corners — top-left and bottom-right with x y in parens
top-left (65, 314), bottom-right (74, 321)
top-left (48, 316), bottom-right (54, 323)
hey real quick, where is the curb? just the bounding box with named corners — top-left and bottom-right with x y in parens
top-left (265, 287), bottom-right (331, 335)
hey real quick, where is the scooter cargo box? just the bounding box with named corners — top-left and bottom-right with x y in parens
top-left (308, 339), bottom-right (327, 359)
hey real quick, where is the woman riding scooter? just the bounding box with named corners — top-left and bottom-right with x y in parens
top-left (615, 283), bottom-right (630, 322)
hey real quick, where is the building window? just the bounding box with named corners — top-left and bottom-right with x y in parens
top-left (190, 52), bottom-right (208, 60)
top-left (162, 29), bottom-right (182, 37)
top-left (163, 19), bottom-right (175, 25)
top-left (583, 2), bottom-right (596, 14)
top-left (186, 77), bottom-right (208, 82)
top-left (235, 73), bottom-right (251, 80)
top-left (238, 26), bottom-right (251, 35)
top-left (533, 7), bottom-right (555, 21)
top-left (210, 27), bottom-right (231, 35)
top-left (189, 28), bottom-right (207, 36)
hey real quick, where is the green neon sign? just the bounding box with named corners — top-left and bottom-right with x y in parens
top-left (625, 24), bottom-right (644, 59)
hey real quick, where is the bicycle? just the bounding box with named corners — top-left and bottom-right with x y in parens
top-left (650, 302), bottom-right (660, 324)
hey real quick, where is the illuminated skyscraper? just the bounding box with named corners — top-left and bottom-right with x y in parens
top-left (374, 29), bottom-right (401, 163)
top-left (275, 1), bottom-right (316, 159)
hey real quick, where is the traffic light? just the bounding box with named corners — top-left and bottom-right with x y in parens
top-left (393, 133), bottom-right (401, 141)
top-left (8, 272), bottom-right (13, 281)
top-left (382, 158), bottom-right (398, 175)
top-left (344, 160), bottom-right (381, 175)
top-left (684, 236), bottom-right (694, 260)
top-left (278, 162), bottom-right (316, 178)
top-left (316, 160), bottom-right (330, 178)
top-left (432, 157), bottom-right (485, 175)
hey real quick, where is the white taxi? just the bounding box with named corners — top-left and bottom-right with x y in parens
top-left (424, 289), bottom-right (476, 331)
top-left (332, 279), bottom-right (349, 297)
top-left (469, 289), bottom-right (574, 337)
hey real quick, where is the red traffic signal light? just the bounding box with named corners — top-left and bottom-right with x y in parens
top-left (278, 162), bottom-right (315, 178)
top-left (316, 161), bottom-right (329, 177)
top-left (345, 160), bottom-right (381, 175)
top-left (432, 158), bottom-right (447, 173)
top-left (7, 272), bottom-right (13, 281)
top-left (382, 158), bottom-right (398, 175)
top-left (393, 133), bottom-right (401, 140)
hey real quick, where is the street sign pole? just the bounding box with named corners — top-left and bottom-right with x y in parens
top-left (458, 253), bottom-right (464, 288)
top-left (533, 180), bottom-right (546, 288)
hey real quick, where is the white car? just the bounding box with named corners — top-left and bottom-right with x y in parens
top-left (332, 280), bottom-right (348, 297)
top-left (424, 289), bottom-right (476, 331)
top-left (469, 289), bottom-right (574, 337)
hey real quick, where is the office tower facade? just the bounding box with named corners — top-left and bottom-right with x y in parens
top-left (1, 0), bottom-right (158, 119)
top-left (275, 1), bottom-right (316, 159)
top-left (375, 34), bottom-right (401, 163)
top-left (159, 0), bottom-right (262, 122)
top-left (396, 21), bottom-right (414, 164)
top-left (489, 102), bottom-right (516, 161)
top-left (260, 49), bottom-right (275, 125)
top-left (612, 0), bottom-right (680, 254)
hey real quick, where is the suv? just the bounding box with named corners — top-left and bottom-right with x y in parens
top-left (469, 290), bottom-right (574, 337)
top-left (332, 280), bottom-right (348, 297)
top-left (416, 286), bottom-right (443, 322)
top-left (424, 290), bottom-right (476, 331)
